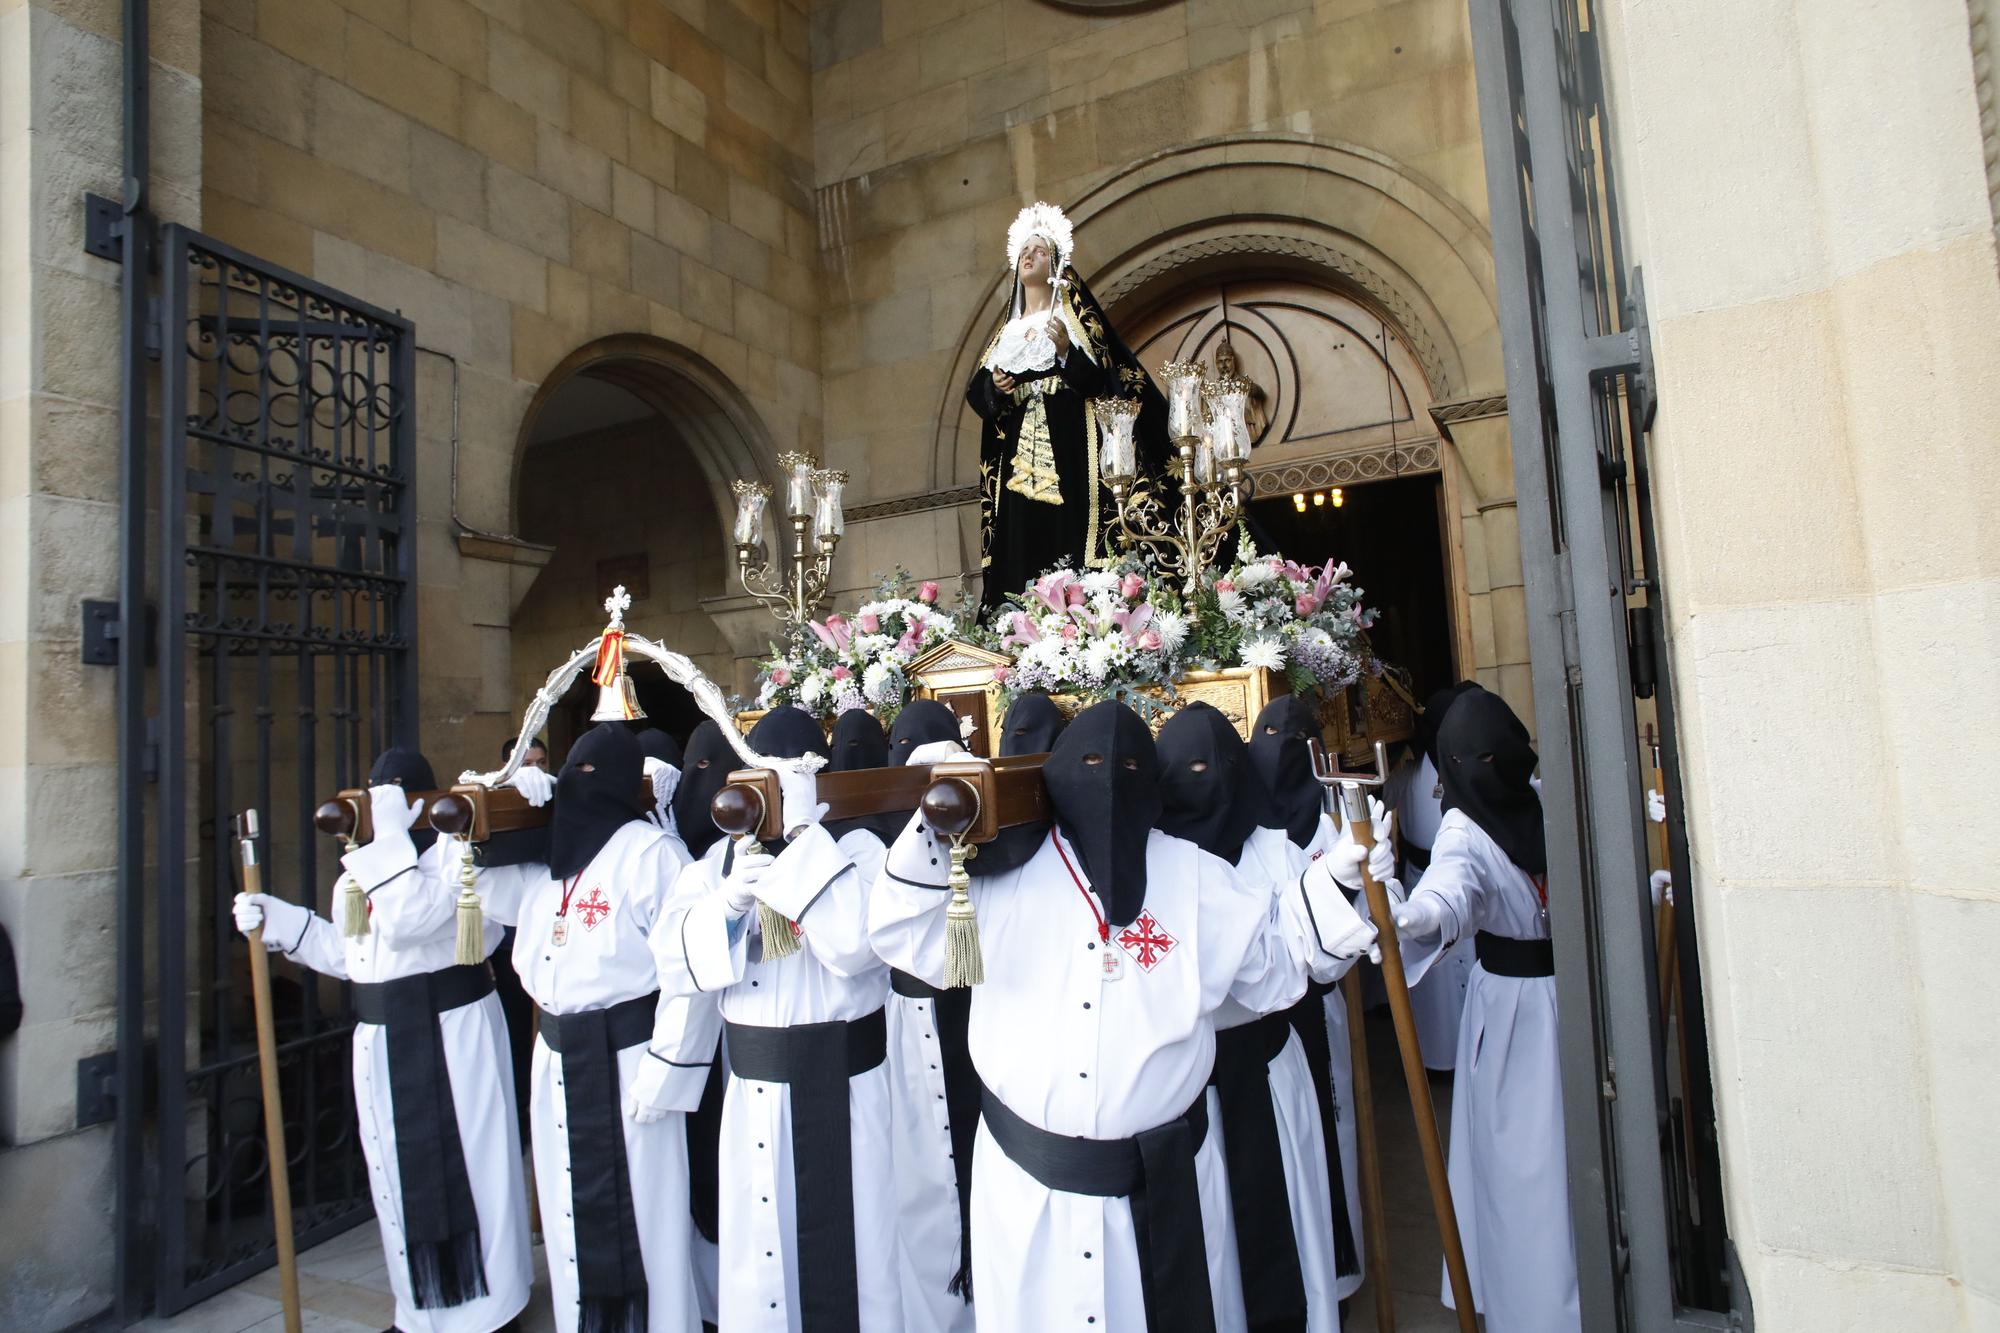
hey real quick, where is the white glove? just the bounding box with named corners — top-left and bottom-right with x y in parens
top-left (1647, 788), bottom-right (1666, 823)
top-left (1394, 892), bottom-right (1452, 942)
top-left (723, 847), bottom-right (774, 915)
top-left (625, 1055), bottom-right (674, 1124)
top-left (1325, 800), bottom-right (1396, 892)
top-left (778, 766), bottom-right (827, 836)
top-left (1650, 869), bottom-right (1674, 907)
top-left (644, 760), bottom-right (681, 827)
top-left (905, 739), bottom-right (972, 767)
top-left (369, 782), bottom-right (425, 839)
top-left (234, 892), bottom-right (309, 950)
top-left (508, 764), bottom-right (556, 807)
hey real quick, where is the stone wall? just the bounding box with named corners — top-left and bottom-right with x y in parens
top-left (806, 0), bottom-right (1535, 719)
top-left (198, 0), bottom-right (822, 755)
top-left (1598, 0), bottom-right (2000, 1327)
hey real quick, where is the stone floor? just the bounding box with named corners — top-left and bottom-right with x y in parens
top-left (133, 1010), bottom-right (1472, 1332)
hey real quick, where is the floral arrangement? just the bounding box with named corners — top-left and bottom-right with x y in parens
top-left (985, 562), bottom-right (1195, 707)
top-left (754, 570), bottom-right (963, 722)
top-left (1187, 534), bottom-right (1376, 695)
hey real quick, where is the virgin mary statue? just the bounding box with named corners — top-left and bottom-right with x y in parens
top-left (968, 201), bottom-right (1169, 610)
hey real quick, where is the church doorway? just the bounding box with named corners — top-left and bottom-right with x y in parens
top-left (1121, 278), bottom-right (1463, 698)
top-left (509, 337), bottom-right (764, 761)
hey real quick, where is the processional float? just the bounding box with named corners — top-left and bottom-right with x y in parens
top-left (308, 363), bottom-right (1471, 1331)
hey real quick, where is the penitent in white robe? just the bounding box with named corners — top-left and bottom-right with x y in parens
top-left (1224, 824), bottom-right (1366, 1323)
top-left (276, 837), bottom-right (530, 1333)
top-left (1384, 754), bottom-right (1476, 1070)
top-left (871, 818), bottom-right (1355, 1332)
top-left (657, 825), bottom-right (903, 1333)
top-left (474, 821), bottom-right (716, 1333)
top-left (1297, 815), bottom-right (1369, 1295)
top-left (1399, 809), bottom-right (1581, 1333)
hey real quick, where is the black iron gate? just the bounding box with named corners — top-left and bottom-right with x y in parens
top-left (116, 224), bottom-right (418, 1315)
top-left (1466, 0), bottom-right (1741, 1329)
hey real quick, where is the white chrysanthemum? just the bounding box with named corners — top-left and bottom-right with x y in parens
top-left (1235, 561), bottom-right (1276, 590)
top-left (854, 633), bottom-right (893, 657)
top-left (1152, 608), bottom-right (1188, 654)
top-left (862, 660), bottom-right (900, 704)
top-left (1241, 636), bottom-right (1287, 671)
top-left (1083, 637), bottom-right (1122, 682)
top-left (1081, 570), bottom-right (1120, 594)
top-left (799, 672), bottom-right (827, 708)
top-left (1216, 589), bottom-right (1246, 619)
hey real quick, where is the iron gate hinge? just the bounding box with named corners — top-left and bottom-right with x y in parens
top-left (145, 294), bottom-right (163, 359)
top-left (82, 191), bottom-right (124, 262)
top-left (1552, 560), bottom-right (1583, 685)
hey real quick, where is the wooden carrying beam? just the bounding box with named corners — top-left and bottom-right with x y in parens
top-left (316, 755), bottom-right (1052, 847)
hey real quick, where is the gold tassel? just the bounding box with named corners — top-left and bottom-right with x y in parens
top-left (943, 839), bottom-right (983, 988)
top-left (453, 834), bottom-right (484, 967)
top-left (338, 865), bottom-right (369, 938)
top-left (758, 900), bottom-right (801, 960)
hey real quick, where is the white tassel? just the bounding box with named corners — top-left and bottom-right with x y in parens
top-left (453, 834), bottom-right (484, 967)
top-left (338, 868), bottom-right (369, 938)
top-left (943, 840), bottom-right (983, 988)
top-left (758, 900), bottom-right (801, 960)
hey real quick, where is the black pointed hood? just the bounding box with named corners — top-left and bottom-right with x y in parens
top-left (1247, 694), bottom-right (1325, 847)
top-left (888, 698), bottom-right (961, 764)
top-left (1437, 686), bottom-right (1545, 876)
top-left (745, 708), bottom-right (829, 850)
top-left (969, 692), bottom-right (1071, 879)
top-left (1156, 702), bottom-right (1259, 864)
top-left (1044, 700), bottom-right (1159, 927)
top-left (1416, 680), bottom-right (1479, 770)
top-left (369, 746), bottom-right (438, 854)
top-left (823, 708), bottom-right (901, 844)
top-left (635, 727), bottom-right (683, 768)
top-left (548, 723), bottom-right (644, 880)
top-left (673, 722), bottom-right (738, 860)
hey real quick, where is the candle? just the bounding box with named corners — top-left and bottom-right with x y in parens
top-left (812, 469), bottom-right (847, 542)
top-left (731, 480), bottom-right (770, 546)
top-left (779, 451), bottom-right (816, 519)
top-left (1161, 361), bottom-right (1205, 441)
top-left (1203, 377), bottom-right (1252, 462)
top-left (1191, 436), bottom-right (1216, 487)
top-left (1093, 397), bottom-right (1140, 482)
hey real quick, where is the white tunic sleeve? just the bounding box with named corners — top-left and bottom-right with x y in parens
top-left (755, 823), bottom-right (879, 978)
top-left (865, 811), bottom-right (955, 990)
top-left (359, 849), bottom-right (456, 948)
top-left (634, 831), bottom-right (720, 1108)
top-left (1198, 849), bottom-right (1309, 1018)
top-left (277, 911), bottom-right (348, 979)
top-left (465, 858), bottom-right (542, 928)
top-left (1398, 813), bottom-right (1488, 985)
top-left (658, 842), bottom-right (749, 996)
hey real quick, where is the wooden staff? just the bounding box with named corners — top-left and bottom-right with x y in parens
top-left (1342, 969), bottom-right (1394, 1332)
top-left (1649, 733), bottom-right (1678, 1019)
top-left (234, 811), bottom-right (302, 1333)
top-left (1312, 742), bottom-right (1476, 1333)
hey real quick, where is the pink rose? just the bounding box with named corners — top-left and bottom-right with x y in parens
top-left (918, 580), bottom-right (940, 604)
top-left (1120, 573), bottom-right (1145, 600)
top-left (770, 667), bottom-right (792, 686)
top-left (826, 612), bottom-right (846, 629)
top-left (831, 664), bottom-right (851, 681)
top-left (1215, 578), bottom-right (1235, 594)
top-left (1065, 584), bottom-right (1087, 607)
top-left (1060, 623), bottom-right (1079, 640)
top-left (858, 612), bottom-right (880, 633)
top-left (992, 665), bottom-right (1010, 684)
top-left (1295, 594), bottom-right (1319, 617)
top-left (1138, 629), bottom-right (1163, 651)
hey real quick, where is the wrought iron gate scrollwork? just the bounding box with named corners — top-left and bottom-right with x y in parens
top-left (147, 226), bottom-right (417, 1313)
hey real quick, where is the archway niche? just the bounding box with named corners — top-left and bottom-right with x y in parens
top-left (509, 335), bottom-right (777, 759)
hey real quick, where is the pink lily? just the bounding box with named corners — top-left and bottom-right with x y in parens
top-left (1113, 602), bottom-right (1154, 645)
top-left (1031, 571), bottom-right (1077, 614)
top-left (1001, 611), bottom-right (1042, 649)
top-left (831, 664), bottom-right (851, 681)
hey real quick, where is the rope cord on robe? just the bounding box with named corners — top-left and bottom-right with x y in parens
top-left (724, 1010), bottom-right (888, 1333)
top-left (977, 1080), bottom-right (1218, 1333)
top-left (1209, 1012), bottom-right (1310, 1329)
top-left (350, 964), bottom-right (496, 1309)
top-left (535, 994), bottom-right (658, 1333)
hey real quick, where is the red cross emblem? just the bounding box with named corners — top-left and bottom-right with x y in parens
top-left (574, 887), bottom-right (612, 930)
top-left (1116, 911), bottom-right (1176, 971)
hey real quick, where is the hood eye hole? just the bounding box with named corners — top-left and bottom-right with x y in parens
top-left (1263, 725), bottom-right (1279, 735)
top-left (577, 763), bottom-right (596, 773)
top-left (1188, 760), bottom-right (1209, 773)
top-left (1121, 757), bottom-right (1140, 771)
top-left (1082, 753), bottom-right (1105, 766)
top-left (695, 758), bottom-right (710, 769)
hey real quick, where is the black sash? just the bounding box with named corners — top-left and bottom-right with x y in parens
top-left (536, 993), bottom-right (657, 1333)
top-left (1475, 931), bottom-right (1555, 977)
top-left (1209, 1013), bottom-right (1307, 1331)
top-left (890, 970), bottom-right (981, 1300)
top-left (350, 963), bottom-right (495, 1310)
top-left (686, 1050), bottom-right (726, 1245)
top-left (1401, 836), bottom-right (1433, 873)
top-left (725, 1009), bottom-right (889, 1333)
top-left (1285, 983), bottom-right (1360, 1280)
top-left (979, 1079), bottom-right (1217, 1333)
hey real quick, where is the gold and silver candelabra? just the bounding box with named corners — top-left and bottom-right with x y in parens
top-left (1095, 362), bottom-right (1256, 594)
top-left (731, 452), bottom-right (846, 627)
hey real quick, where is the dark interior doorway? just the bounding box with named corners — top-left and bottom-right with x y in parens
top-left (1249, 473), bottom-right (1457, 700)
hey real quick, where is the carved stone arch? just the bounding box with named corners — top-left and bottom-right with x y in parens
top-left (513, 333), bottom-right (781, 540)
top-left (930, 134), bottom-right (1500, 494)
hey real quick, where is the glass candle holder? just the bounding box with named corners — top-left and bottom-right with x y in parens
top-left (731, 480), bottom-right (771, 546)
top-left (1161, 361), bottom-right (1206, 440)
top-left (1093, 397), bottom-right (1141, 482)
top-left (1203, 378), bottom-right (1252, 463)
top-left (778, 451), bottom-right (816, 519)
top-left (812, 469), bottom-right (847, 544)
top-left (1191, 436), bottom-right (1217, 487)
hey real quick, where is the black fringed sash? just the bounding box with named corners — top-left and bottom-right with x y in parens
top-left (724, 1009), bottom-right (888, 1333)
top-left (350, 963), bottom-right (495, 1310)
top-left (891, 969), bottom-right (981, 1300)
top-left (537, 992), bottom-right (658, 1333)
top-left (1287, 982), bottom-right (1361, 1278)
top-left (686, 1049), bottom-right (727, 1245)
top-left (1210, 1011), bottom-right (1308, 1331)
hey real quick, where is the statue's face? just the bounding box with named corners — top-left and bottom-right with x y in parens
top-left (1215, 341), bottom-right (1238, 376)
top-left (1018, 238), bottom-right (1053, 285)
